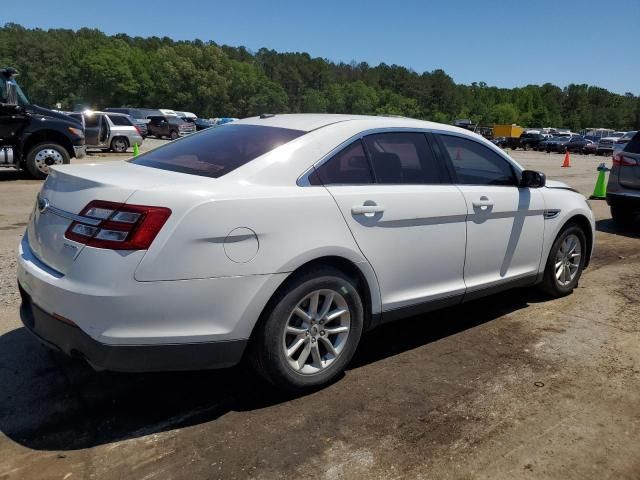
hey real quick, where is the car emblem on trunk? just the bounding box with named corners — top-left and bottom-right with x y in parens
top-left (37, 195), bottom-right (50, 214)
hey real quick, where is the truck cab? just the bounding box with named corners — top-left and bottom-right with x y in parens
top-left (0, 67), bottom-right (85, 179)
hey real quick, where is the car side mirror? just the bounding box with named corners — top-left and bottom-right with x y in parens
top-left (520, 170), bottom-right (546, 188)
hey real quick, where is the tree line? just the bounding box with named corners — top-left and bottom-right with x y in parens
top-left (2, 23), bottom-right (639, 131)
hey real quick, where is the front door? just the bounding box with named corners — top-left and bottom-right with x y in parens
top-left (437, 134), bottom-right (544, 292)
top-left (317, 132), bottom-right (468, 313)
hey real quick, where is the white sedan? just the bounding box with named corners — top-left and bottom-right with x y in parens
top-left (17, 114), bottom-right (595, 391)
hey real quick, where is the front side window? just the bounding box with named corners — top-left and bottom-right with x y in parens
top-left (312, 140), bottom-right (373, 185)
top-left (130, 124), bottom-right (305, 178)
top-left (439, 134), bottom-right (516, 186)
top-left (363, 132), bottom-right (445, 184)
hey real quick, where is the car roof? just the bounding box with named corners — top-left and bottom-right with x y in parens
top-left (234, 113), bottom-right (468, 134)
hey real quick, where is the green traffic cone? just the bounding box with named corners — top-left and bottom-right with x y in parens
top-left (590, 168), bottom-right (607, 199)
top-left (133, 143), bottom-right (140, 157)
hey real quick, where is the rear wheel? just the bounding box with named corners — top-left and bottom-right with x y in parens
top-left (541, 224), bottom-right (587, 297)
top-left (110, 137), bottom-right (128, 153)
top-left (25, 143), bottom-right (70, 179)
top-left (250, 266), bottom-right (364, 393)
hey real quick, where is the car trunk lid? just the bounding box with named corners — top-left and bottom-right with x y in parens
top-left (26, 161), bottom-right (204, 274)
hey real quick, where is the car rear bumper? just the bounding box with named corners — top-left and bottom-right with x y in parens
top-left (606, 192), bottom-right (640, 209)
top-left (17, 233), bottom-right (288, 371)
top-left (19, 286), bottom-right (247, 372)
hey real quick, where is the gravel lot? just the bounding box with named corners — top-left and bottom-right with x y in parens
top-left (0, 143), bottom-right (638, 480)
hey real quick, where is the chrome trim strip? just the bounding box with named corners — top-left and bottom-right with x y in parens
top-left (46, 204), bottom-right (103, 225)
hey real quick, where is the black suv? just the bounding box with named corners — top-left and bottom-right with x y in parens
top-left (517, 133), bottom-right (545, 150)
top-left (606, 131), bottom-right (640, 225)
top-left (147, 115), bottom-right (196, 140)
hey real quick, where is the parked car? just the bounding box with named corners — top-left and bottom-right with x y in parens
top-left (561, 136), bottom-right (591, 153)
top-left (491, 136), bottom-right (508, 147)
top-left (597, 132), bottom-right (626, 156)
top-left (69, 111), bottom-right (143, 153)
top-left (518, 133), bottom-right (545, 150)
top-left (104, 108), bottom-right (152, 138)
top-left (613, 131), bottom-right (638, 155)
top-left (147, 115), bottom-right (196, 139)
top-left (175, 111), bottom-right (197, 120)
top-left (537, 136), bottom-right (567, 152)
top-left (582, 139), bottom-right (597, 155)
top-left (17, 114), bottom-right (595, 392)
top-left (607, 131), bottom-right (640, 225)
top-left (194, 118), bottom-right (213, 131)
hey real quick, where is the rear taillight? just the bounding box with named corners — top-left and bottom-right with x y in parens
top-left (134, 125), bottom-right (142, 135)
top-left (65, 200), bottom-right (171, 250)
top-left (612, 152), bottom-right (638, 167)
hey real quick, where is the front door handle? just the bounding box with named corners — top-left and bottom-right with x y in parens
top-left (472, 197), bottom-right (493, 208)
top-left (351, 204), bottom-right (384, 216)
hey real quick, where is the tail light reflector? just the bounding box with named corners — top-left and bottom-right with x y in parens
top-left (612, 153), bottom-right (638, 167)
top-left (65, 200), bottom-right (171, 250)
top-left (134, 125), bottom-right (142, 136)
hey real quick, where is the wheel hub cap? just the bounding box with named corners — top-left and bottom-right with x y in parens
top-left (555, 234), bottom-right (581, 287)
top-left (282, 289), bottom-right (351, 375)
top-left (34, 149), bottom-right (63, 173)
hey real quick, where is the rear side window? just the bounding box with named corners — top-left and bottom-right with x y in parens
top-left (363, 132), bottom-right (445, 184)
top-left (439, 134), bottom-right (516, 186)
top-left (108, 115), bottom-right (132, 126)
top-left (312, 140), bottom-right (373, 185)
top-left (624, 131), bottom-right (640, 154)
top-left (130, 124), bottom-right (305, 178)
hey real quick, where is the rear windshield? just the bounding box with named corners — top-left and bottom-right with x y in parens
top-left (130, 124), bottom-right (305, 178)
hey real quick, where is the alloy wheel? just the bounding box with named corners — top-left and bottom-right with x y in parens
top-left (282, 289), bottom-right (351, 375)
top-left (555, 234), bottom-right (582, 286)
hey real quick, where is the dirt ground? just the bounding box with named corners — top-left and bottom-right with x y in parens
top-left (0, 143), bottom-right (638, 480)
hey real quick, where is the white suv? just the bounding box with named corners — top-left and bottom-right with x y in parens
top-left (17, 114), bottom-right (595, 391)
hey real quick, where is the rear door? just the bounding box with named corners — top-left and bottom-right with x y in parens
top-left (436, 133), bottom-right (544, 292)
top-left (319, 131), bottom-right (468, 313)
top-left (83, 113), bottom-right (100, 146)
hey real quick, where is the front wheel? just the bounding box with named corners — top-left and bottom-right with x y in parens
top-left (541, 224), bottom-right (587, 297)
top-left (169, 130), bottom-right (179, 140)
top-left (25, 143), bottom-right (70, 179)
top-left (250, 266), bottom-right (364, 393)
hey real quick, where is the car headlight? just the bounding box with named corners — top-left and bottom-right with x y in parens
top-left (68, 126), bottom-right (84, 137)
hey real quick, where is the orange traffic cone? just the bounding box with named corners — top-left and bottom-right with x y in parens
top-left (561, 150), bottom-right (571, 168)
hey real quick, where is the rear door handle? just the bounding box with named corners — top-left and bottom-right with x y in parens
top-left (351, 204), bottom-right (384, 215)
top-left (472, 197), bottom-right (493, 208)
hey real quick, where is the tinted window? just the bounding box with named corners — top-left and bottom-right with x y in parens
top-left (440, 134), bottom-right (516, 186)
top-left (363, 132), bottom-right (444, 184)
top-left (130, 124), bottom-right (305, 178)
top-left (624, 131), bottom-right (640, 154)
top-left (108, 115), bottom-right (132, 126)
top-left (84, 114), bottom-right (99, 128)
top-left (312, 140), bottom-right (373, 185)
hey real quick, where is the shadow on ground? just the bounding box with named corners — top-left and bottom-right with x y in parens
top-left (596, 218), bottom-right (640, 239)
top-left (0, 287), bottom-right (546, 452)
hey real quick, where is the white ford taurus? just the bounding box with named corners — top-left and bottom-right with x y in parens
top-left (18, 114), bottom-right (595, 391)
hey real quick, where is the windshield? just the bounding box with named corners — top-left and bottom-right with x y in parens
top-left (1, 77), bottom-right (30, 105)
top-left (130, 124), bottom-right (305, 178)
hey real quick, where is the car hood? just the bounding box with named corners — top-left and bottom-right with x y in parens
top-left (545, 179), bottom-right (580, 194)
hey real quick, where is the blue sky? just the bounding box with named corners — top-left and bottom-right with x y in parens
top-left (6, 0), bottom-right (639, 94)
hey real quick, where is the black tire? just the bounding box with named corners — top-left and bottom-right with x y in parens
top-left (110, 137), bottom-right (129, 153)
top-left (169, 130), bottom-right (179, 140)
top-left (25, 142), bottom-right (70, 179)
top-left (250, 266), bottom-right (364, 393)
top-left (541, 224), bottom-right (587, 297)
top-left (611, 206), bottom-right (636, 226)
